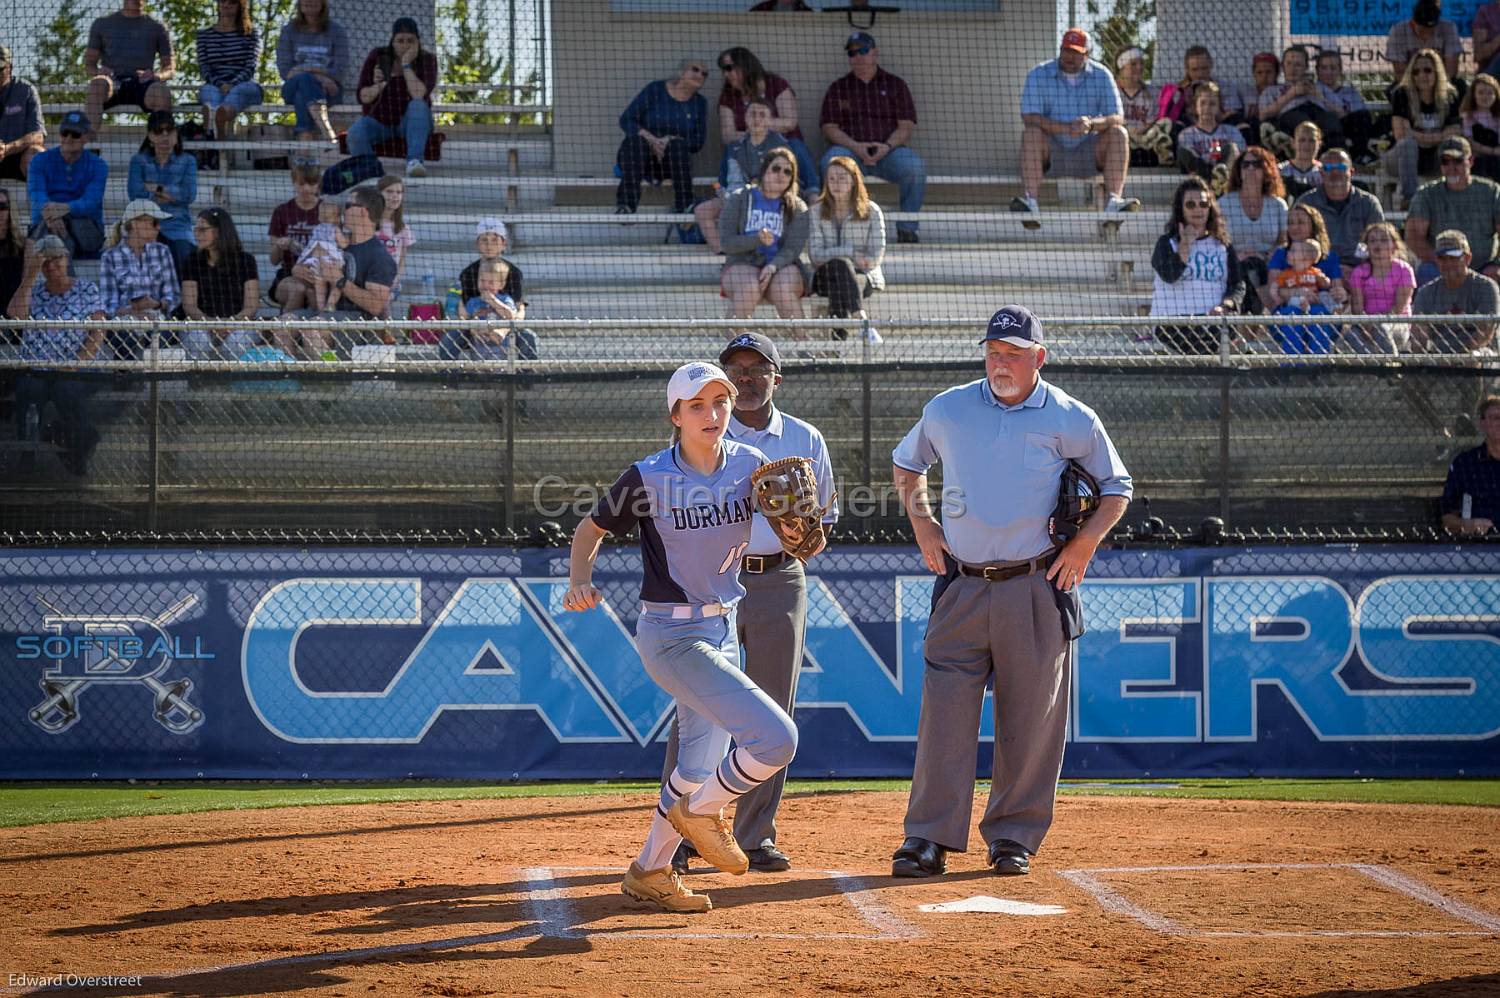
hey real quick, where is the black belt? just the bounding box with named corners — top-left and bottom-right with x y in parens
top-left (742, 552), bottom-right (790, 574)
top-left (957, 552), bottom-right (1055, 582)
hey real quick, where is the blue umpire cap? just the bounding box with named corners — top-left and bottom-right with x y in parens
top-left (846, 31), bottom-right (876, 51)
top-left (980, 305), bottom-right (1044, 347)
top-left (719, 331), bottom-right (782, 370)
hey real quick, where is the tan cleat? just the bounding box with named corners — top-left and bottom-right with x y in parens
top-left (666, 798), bottom-right (749, 875)
top-left (621, 862), bottom-right (711, 913)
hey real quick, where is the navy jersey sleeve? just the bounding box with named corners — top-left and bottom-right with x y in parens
top-left (591, 464), bottom-right (647, 535)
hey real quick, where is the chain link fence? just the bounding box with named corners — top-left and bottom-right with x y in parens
top-left (3, 316), bottom-right (1497, 542)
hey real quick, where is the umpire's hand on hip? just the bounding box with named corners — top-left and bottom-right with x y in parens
top-left (912, 516), bottom-right (950, 575)
top-left (1046, 534), bottom-right (1100, 593)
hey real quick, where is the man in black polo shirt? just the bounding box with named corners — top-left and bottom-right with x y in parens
top-left (1441, 396), bottom-right (1500, 535)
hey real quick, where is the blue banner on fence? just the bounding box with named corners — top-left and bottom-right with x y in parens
top-left (1289, 0), bottom-right (1487, 37)
top-left (2, 546), bottom-right (1497, 779)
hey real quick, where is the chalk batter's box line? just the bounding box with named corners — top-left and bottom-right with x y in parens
top-left (539, 865), bottom-right (923, 941)
top-left (1057, 862), bottom-right (1500, 938)
top-left (0, 866), bottom-right (919, 997)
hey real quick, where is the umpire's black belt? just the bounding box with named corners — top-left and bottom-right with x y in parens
top-left (957, 552), bottom-right (1055, 583)
top-left (742, 552), bottom-right (790, 574)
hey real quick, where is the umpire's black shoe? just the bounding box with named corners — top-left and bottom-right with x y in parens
top-left (891, 836), bottom-right (946, 878)
top-left (988, 839), bottom-right (1031, 876)
top-left (671, 841), bottom-right (697, 876)
top-left (895, 229), bottom-right (920, 244)
top-left (746, 844), bottom-right (791, 872)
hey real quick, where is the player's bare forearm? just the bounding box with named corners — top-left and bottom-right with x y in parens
top-left (568, 518), bottom-right (607, 586)
top-left (563, 518), bottom-right (608, 611)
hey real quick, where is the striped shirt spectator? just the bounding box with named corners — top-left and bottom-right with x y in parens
top-left (196, 26), bottom-right (260, 87)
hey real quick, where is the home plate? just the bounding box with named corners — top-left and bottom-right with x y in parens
top-left (917, 896), bottom-right (1067, 915)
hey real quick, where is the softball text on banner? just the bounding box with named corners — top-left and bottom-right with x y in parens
top-left (2, 547), bottom-right (1496, 779)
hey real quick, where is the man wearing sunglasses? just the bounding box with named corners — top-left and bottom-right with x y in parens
top-left (25, 111), bottom-right (108, 260)
top-left (1404, 136), bottom-right (1500, 285)
top-left (819, 31), bottom-right (926, 243)
top-left (1294, 148), bottom-right (1384, 266)
top-left (1015, 28), bottom-right (1139, 215)
top-left (0, 47), bottom-right (45, 182)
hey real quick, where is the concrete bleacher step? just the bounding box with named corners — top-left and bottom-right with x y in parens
top-left (88, 138), bottom-right (554, 173)
top-left (515, 286), bottom-right (1151, 320)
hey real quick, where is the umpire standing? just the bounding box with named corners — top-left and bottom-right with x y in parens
top-left (889, 305), bottom-right (1131, 878)
top-left (665, 331), bottom-right (837, 873)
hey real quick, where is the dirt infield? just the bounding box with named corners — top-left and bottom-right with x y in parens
top-left (3, 792), bottom-right (1498, 997)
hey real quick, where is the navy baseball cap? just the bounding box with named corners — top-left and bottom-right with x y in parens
top-left (720, 331), bottom-right (782, 370)
top-left (846, 31), bottom-right (876, 51)
top-left (980, 305), bottom-right (1044, 347)
top-left (59, 110), bottom-right (91, 135)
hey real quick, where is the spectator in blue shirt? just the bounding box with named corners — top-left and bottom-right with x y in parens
top-left (26, 111), bottom-right (108, 260)
top-left (1015, 28), bottom-right (1138, 215)
top-left (127, 110), bottom-right (198, 270)
top-left (615, 59), bottom-right (709, 214)
top-left (1441, 396), bottom-right (1500, 535)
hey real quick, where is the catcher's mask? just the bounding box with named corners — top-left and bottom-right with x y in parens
top-left (1048, 460), bottom-right (1101, 546)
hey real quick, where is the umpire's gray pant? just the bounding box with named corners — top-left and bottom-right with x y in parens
top-left (663, 556), bottom-right (807, 849)
top-left (902, 569), bottom-right (1070, 856)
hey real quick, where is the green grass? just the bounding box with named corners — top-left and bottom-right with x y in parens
top-left (0, 778), bottom-right (1494, 829)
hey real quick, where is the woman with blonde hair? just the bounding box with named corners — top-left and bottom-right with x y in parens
top-left (808, 155), bottom-right (885, 339)
top-left (1384, 47), bottom-right (1462, 204)
top-left (718, 147), bottom-right (810, 330)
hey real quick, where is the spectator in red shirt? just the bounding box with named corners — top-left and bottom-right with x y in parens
top-left (267, 160), bottom-right (323, 313)
top-left (819, 31), bottom-right (926, 243)
top-left (717, 47), bottom-right (817, 196)
top-left (349, 17), bottom-right (438, 178)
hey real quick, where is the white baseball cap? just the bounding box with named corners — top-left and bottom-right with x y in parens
top-left (666, 361), bottom-right (735, 411)
top-left (475, 217), bottom-right (507, 239)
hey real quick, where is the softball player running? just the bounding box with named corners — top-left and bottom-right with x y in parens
top-left (563, 362), bottom-right (800, 913)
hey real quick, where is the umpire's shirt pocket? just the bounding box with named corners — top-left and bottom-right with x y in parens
top-left (1023, 431), bottom-right (1061, 471)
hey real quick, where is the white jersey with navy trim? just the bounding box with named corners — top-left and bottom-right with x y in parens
top-left (591, 439), bottom-right (769, 606)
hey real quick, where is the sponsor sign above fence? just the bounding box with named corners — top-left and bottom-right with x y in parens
top-left (2, 546), bottom-right (1496, 779)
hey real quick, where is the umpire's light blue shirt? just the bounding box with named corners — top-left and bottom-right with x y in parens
top-left (893, 377), bottom-right (1133, 564)
top-left (728, 406), bottom-right (838, 556)
top-left (1019, 57), bottom-right (1124, 150)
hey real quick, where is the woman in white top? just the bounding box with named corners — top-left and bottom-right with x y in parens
top-left (1150, 177), bottom-right (1247, 354)
top-left (1217, 146), bottom-right (1287, 312)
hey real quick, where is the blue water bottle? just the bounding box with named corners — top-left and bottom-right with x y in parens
top-left (444, 285), bottom-right (462, 319)
top-left (421, 272), bottom-right (436, 301)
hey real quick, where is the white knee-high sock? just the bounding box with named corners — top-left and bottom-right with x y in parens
top-left (685, 747), bottom-right (782, 815)
top-left (635, 770), bottom-right (702, 871)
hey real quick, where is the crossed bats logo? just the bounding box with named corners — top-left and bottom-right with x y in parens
top-left (27, 593), bottom-right (206, 735)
